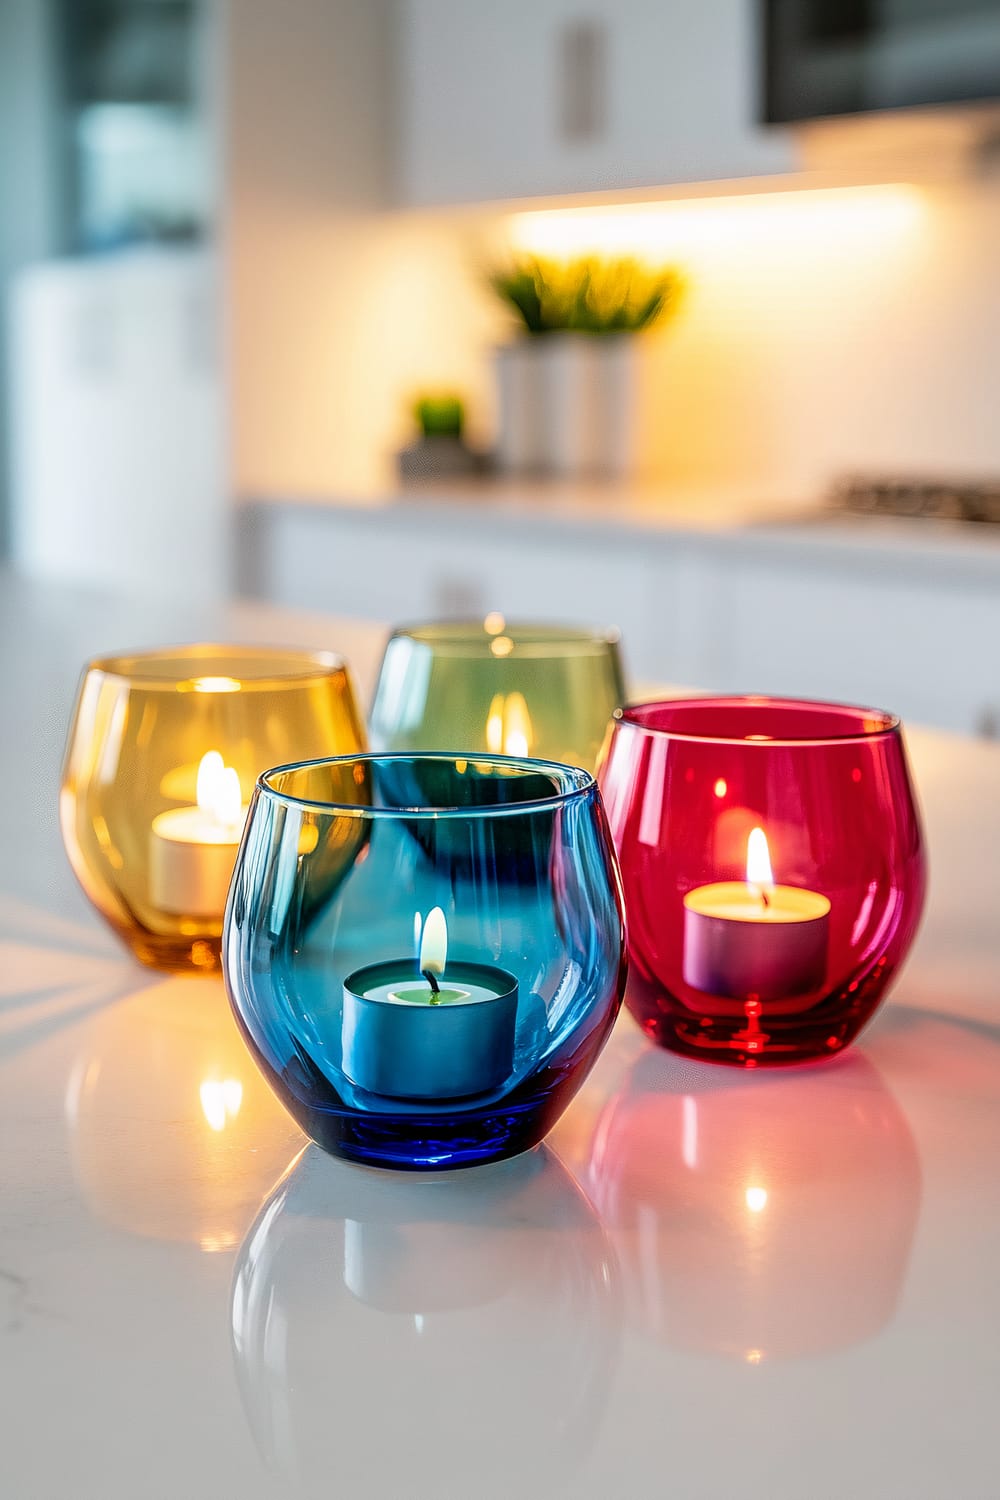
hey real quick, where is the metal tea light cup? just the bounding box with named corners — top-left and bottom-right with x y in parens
top-left (342, 960), bottom-right (519, 1100)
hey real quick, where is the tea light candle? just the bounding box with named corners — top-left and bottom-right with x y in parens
top-left (149, 751), bottom-right (248, 917)
top-left (683, 827), bottom-right (830, 1001)
top-left (342, 907), bottom-right (519, 1100)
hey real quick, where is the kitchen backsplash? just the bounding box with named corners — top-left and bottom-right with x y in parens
top-left (230, 177), bottom-right (1000, 504)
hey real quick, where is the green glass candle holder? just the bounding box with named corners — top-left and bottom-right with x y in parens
top-left (369, 620), bottom-right (626, 771)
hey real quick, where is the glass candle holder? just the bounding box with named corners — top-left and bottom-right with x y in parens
top-left (598, 697), bottom-right (926, 1066)
top-left (223, 753), bottom-right (627, 1170)
top-left (61, 645), bottom-right (365, 972)
top-left (369, 619), bottom-right (625, 771)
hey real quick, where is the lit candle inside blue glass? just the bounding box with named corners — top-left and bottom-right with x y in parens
top-left (342, 907), bottom-right (519, 1100)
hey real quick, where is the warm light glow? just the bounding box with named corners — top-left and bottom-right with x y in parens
top-left (490, 635), bottom-right (514, 658)
top-left (191, 676), bottom-right (241, 694)
top-left (200, 1232), bottom-right (239, 1253)
top-left (713, 778), bottom-right (727, 799)
top-left (483, 612), bottom-right (506, 635)
top-left (745, 1185), bottom-right (768, 1214)
top-left (507, 185), bottom-right (924, 263)
top-left (746, 827), bottom-right (774, 893)
top-left (485, 692), bottom-right (534, 757)
top-left (297, 823), bottom-right (319, 855)
top-left (682, 1094), bottom-right (698, 1170)
top-left (196, 751), bottom-right (243, 827)
top-left (419, 906), bottom-right (448, 976)
top-left (199, 1078), bottom-right (244, 1132)
top-left (745, 1349), bottom-right (764, 1365)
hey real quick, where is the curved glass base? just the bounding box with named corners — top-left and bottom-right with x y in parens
top-left (241, 1027), bottom-right (611, 1171)
top-left (627, 964), bottom-right (894, 1068)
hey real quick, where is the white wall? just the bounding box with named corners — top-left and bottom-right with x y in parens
top-left (221, 0), bottom-right (1000, 508)
top-left (9, 251), bottom-right (227, 598)
top-left (0, 0), bottom-right (59, 554)
top-left (222, 0), bottom-right (401, 499)
top-left (503, 177), bottom-right (1000, 494)
top-left (230, 173), bottom-right (1000, 504)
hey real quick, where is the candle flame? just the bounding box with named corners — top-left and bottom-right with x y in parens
top-left (419, 906), bottom-right (448, 976)
top-left (485, 691), bottom-right (533, 757)
top-left (196, 751), bottom-right (243, 827)
top-left (746, 826), bottom-right (774, 894)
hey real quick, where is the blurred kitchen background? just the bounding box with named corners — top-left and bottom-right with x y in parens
top-left (2, 0), bottom-right (999, 732)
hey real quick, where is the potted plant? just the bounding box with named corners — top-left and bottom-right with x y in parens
top-left (489, 255), bottom-right (683, 479)
top-left (396, 393), bottom-right (488, 482)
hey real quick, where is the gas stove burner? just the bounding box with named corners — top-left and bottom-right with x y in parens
top-left (831, 477), bottom-right (1000, 525)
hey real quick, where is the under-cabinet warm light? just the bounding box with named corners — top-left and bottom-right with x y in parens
top-left (507, 184), bottom-right (924, 264)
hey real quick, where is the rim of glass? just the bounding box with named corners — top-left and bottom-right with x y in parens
top-left (388, 619), bottom-right (621, 658)
top-left (86, 643), bottom-right (347, 691)
top-left (258, 752), bottom-right (597, 818)
top-left (615, 695), bottom-right (902, 746)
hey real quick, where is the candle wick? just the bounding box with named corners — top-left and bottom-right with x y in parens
top-left (422, 967), bottom-right (441, 1002)
top-left (759, 887), bottom-right (770, 911)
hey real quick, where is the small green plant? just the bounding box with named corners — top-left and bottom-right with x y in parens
top-left (413, 394), bottom-right (465, 439)
top-left (489, 255), bottom-right (683, 336)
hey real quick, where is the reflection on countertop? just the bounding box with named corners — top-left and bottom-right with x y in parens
top-left (64, 975), bottom-right (303, 1251)
top-left (587, 1047), bottom-right (921, 1363)
top-left (231, 1143), bottom-right (621, 1500)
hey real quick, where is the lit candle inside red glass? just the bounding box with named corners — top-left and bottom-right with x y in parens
top-left (683, 827), bottom-right (830, 1001)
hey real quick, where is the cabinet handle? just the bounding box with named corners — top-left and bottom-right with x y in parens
top-left (557, 20), bottom-right (608, 143)
top-left (975, 706), bottom-right (999, 740)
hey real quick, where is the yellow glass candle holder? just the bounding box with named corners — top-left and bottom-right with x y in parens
top-left (61, 644), bottom-right (366, 971)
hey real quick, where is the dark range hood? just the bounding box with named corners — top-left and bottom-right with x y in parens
top-left (763, 0), bottom-right (1000, 124)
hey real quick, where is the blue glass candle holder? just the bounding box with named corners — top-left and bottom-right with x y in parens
top-left (223, 754), bottom-right (627, 1170)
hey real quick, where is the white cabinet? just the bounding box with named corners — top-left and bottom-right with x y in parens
top-left (241, 498), bottom-right (1000, 737)
top-left (395, 0), bottom-right (795, 206)
top-left (241, 500), bottom-right (668, 680)
top-left (685, 542), bottom-right (1000, 738)
top-left (9, 251), bottom-right (227, 599)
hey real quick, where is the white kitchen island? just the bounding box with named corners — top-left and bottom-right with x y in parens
top-left (1, 567), bottom-right (999, 1500)
top-left (239, 485), bottom-right (1000, 738)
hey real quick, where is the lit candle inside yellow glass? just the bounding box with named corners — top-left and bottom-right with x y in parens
top-left (149, 751), bottom-right (248, 917)
top-left (683, 826), bottom-right (830, 1000)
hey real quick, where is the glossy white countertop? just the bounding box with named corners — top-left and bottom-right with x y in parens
top-left (243, 480), bottom-right (1000, 585)
top-left (2, 568), bottom-right (999, 1500)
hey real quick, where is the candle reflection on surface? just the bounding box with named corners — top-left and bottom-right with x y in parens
top-left (230, 1145), bottom-right (620, 1499)
top-left (65, 976), bottom-right (302, 1250)
top-left (588, 1049), bottom-right (921, 1362)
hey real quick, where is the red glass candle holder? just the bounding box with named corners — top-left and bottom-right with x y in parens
top-left (598, 697), bottom-right (926, 1066)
